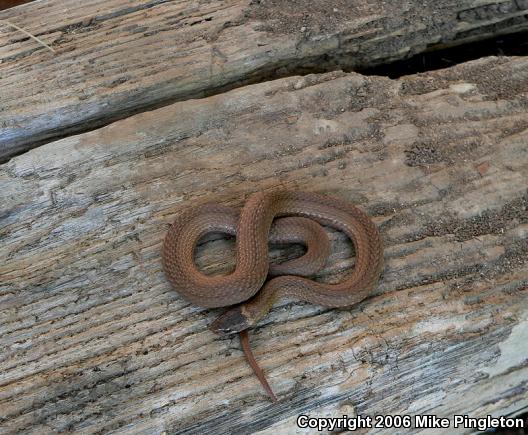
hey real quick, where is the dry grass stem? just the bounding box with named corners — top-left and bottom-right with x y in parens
top-left (0, 18), bottom-right (55, 53)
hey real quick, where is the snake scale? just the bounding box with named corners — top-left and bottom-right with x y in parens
top-left (163, 190), bottom-right (383, 401)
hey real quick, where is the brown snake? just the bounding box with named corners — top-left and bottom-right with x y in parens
top-left (163, 190), bottom-right (383, 401)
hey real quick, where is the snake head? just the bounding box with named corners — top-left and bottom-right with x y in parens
top-left (209, 307), bottom-right (250, 337)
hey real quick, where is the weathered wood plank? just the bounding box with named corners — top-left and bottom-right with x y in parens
top-left (2, 0), bottom-right (528, 160)
top-left (1, 56), bottom-right (528, 433)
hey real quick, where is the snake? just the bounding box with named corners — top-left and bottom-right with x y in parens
top-left (163, 190), bottom-right (383, 401)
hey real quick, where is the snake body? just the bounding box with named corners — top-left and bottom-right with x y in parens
top-left (163, 190), bottom-right (383, 400)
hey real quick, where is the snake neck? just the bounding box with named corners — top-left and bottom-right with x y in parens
top-left (209, 305), bottom-right (251, 336)
top-left (209, 284), bottom-right (277, 336)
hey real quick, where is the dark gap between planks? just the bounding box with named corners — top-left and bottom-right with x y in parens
top-left (1, 18), bottom-right (528, 163)
top-left (359, 31), bottom-right (528, 78)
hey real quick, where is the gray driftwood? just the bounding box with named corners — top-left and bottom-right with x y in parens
top-left (2, 0), bottom-right (528, 159)
top-left (1, 55), bottom-right (527, 433)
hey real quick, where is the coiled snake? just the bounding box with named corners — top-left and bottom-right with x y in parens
top-left (163, 190), bottom-right (383, 401)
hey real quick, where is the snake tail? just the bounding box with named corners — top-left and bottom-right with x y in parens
top-left (239, 330), bottom-right (278, 402)
top-left (211, 305), bottom-right (277, 400)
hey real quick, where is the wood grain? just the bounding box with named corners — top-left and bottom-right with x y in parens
top-left (2, 0), bottom-right (528, 160)
top-left (1, 55), bottom-right (527, 433)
